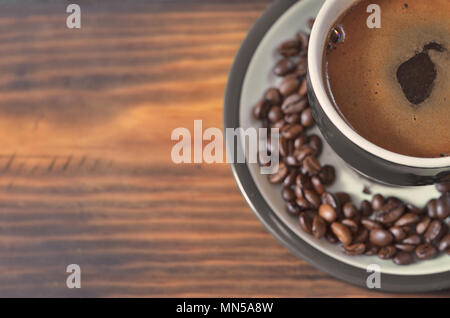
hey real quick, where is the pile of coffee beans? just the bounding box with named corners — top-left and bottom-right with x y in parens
top-left (252, 19), bottom-right (450, 265)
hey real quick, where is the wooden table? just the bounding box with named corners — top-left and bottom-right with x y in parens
top-left (0, 0), bottom-right (448, 297)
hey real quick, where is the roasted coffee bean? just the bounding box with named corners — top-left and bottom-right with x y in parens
top-left (425, 220), bottom-right (448, 243)
top-left (268, 106), bottom-right (283, 123)
top-left (436, 181), bottom-right (450, 193)
top-left (335, 192), bottom-right (351, 205)
top-left (280, 75), bottom-right (301, 96)
top-left (371, 194), bottom-right (385, 211)
top-left (436, 194), bottom-right (450, 219)
top-left (402, 234), bottom-right (421, 245)
top-left (286, 201), bottom-right (301, 216)
top-left (281, 124), bottom-right (304, 139)
top-left (296, 145), bottom-right (316, 162)
top-left (342, 219), bottom-right (359, 234)
top-left (278, 137), bottom-right (289, 157)
top-left (438, 234), bottom-right (450, 252)
top-left (321, 192), bottom-right (342, 215)
top-left (264, 87), bottom-right (282, 106)
top-left (416, 216), bottom-right (431, 235)
top-left (389, 226), bottom-right (407, 242)
top-left (343, 243), bottom-right (366, 256)
top-left (298, 78), bottom-right (307, 96)
top-left (299, 212), bottom-right (313, 234)
top-left (360, 200), bottom-right (373, 217)
top-left (361, 218), bottom-right (383, 230)
top-left (365, 244), bottom-right (379, 256)
top-left (301, 108), bottom-right (314, 128)
top-left (285, 113), bottom-right (301, 124)
top-left (294, 134), bottom-right (308, 149)
top-left (395, 244), bottom-right (416, 252)
top-left (312, 215), bottom-right (327, 239)
top-left (416, 243), bottom-right (438, 260)
top-left (353, 227), bottom-right (369, 244)
top-left (282, 187), bottom-right (296, 202)
top-left (302, 155), bottom-right (321, 176)
top-left (394, 213), bottom-right (420, 227)
top-left (318, 165), bottom-right (336, 186)
top-left (370, 229), bottom-right (394, 247)
top-left (283, 170), bottom-right (297, 187)
top-left (331, 222), bottom-right (352, 246)
top-left (296, 31), bottom-right (309, 51)
top-left (304, 189), bottom-right (321, 209)
top-left (393, 252), bottom-right (414, 265)
top-left (307, 18), bottom-right (315, 30)
top-left (319, 204), bottom-right (337, 223)
top-left (378, 245), bottom-right (397, 260)
top-left (342, 202), bottom-right (358, 219)
top-left (326, 231), bottom-right (338, 244)
top-left (274, 58), bottom-right (296, 76)
top-left (375, 201), bottom-right (404, 224)
top-left (427, 199), bottom-right (438, 219)
top-left (295, 58), bottom-right (307, 77)
top-left (294, 185), bottom-right (304, 199)
top-left (296, 197), bottom-right (311, 210)
top-left (253, 99), bottom-right (269, 119)
top-left (308, 135), bottom-right (322, 155)
top-left (311, 176), bottom-right (325, 195)
top-left (281, 94), bottom-right (308, 114)
top-left (273, 119), bottom-right (286, 129)
top-left (296, 173), bottom-right (313, 190)
top-left (268, 162), bottom-right (288, 184)
top-left (278, 39), bottom-right (301, 57)
top-left (405, 203), bottom-right (423, 215)
top-left (285, 155), bottom-right (301, 167)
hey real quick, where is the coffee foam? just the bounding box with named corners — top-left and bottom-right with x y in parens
top-left (325, 0), bottom-right (449, 158)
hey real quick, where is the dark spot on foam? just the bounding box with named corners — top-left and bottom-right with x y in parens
top-left (396, 42), bottom-right (446, 105)
top-left (404, 3), bottom-right (408, 8)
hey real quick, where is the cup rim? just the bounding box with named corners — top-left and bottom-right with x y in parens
top-left (307, 0), bottom-right (450, 169)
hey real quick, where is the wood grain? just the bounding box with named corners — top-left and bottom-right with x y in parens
top-left (0, 0), bottom-right (448, 297)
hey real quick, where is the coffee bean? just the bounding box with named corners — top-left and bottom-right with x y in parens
top-left (273, 119), bottom-right (286, 129)
top-left (425, 220), bottom-right (448, 243)
top-left (371, 194), bottom-right (385, 211)
top-left (304, 189), bottom-right (321, 209)
top-left (281, 94), bottom-right (308, 114)
top-left (343, 243), bottom-right (366, 256)
top-left (335, 192), bottom-right (351, 205)
top-left (394, 213), bottom-right (420, 227)
top-left (294, 134), bottom-right (308, 149)
top-left (416, 216), bottom-right (431, 235)
top-left (295, 58), bottom-right (307, 77)
top-left (294, 185), bottom-right (304, 199)
top-left (375, 201), bottom-right (404, 224)
top-left (302, 156), bottom-right (321, 176)
top-left (274, 58), bottom-right (296, 76)
top-left (308, 135), bottom-right (322, 155)
top-left (280, 75), bottom-right (301, 96)
top-left (298, 78), bottom-right (307, 96)
top-left (360, 200), bottom-right (373, 217)
top-left (296, 145), bottom-right (316, 162)
top-left (438, 234), bottom-right (450, 252)
top-left (281, 124), bottom-right (304, 139)
top-left (282, 187), bottom-right (296, 202)
top-left (395, 244), bottom-right (416, 252)
top-left (393, 252), bottom-right (414, 265)
top-left (436, 181), bottom-right (450, 193)
top-left (264, 88), bottom-right (282, 106)
top-left (342, 202), bottom-right (358, 219)
top-left (416, 243), bottom-right (438, 260)
top-left (361, 218), bottom-right (382, 230)
top-left (318, 165), bottom-right (336, 186)
top-left (389, 226), bottom-right (407, 242)
top-left (319, 204), bottom-right (337, 223)
top-left (296, 197), bottom-right (311, 210)
top-left (253, 99), bottom-right (269, 119)
top-left (296, 173), bottom-right (313, 190)
top-left (283, 170), bottom-right (297, 187)
top-left (268, 162), bottom-right (288, 184)
top-left (353, 227), bottom-right (369, 244)
top-left (378, 245), bottom-right (397, 259)
top-left (342, 219), bottom-right (359, 234)
top-left (268, 106), bottom-right (283, 123)
top-left (402, 234), bottom-right (421, 245)
top-left (436, 194), bottom-right (450, 219)
top-left (370, 229), bottom-right (394, 247)
top-left (307, 18), bottom-right (315, 30)
top-left (286, 201), bottom-right (301, 216)
top-left (365, 244), bottom-right (379, 256)
top-left (278, 39), bottom-right (301, 57)
top-left (299, 212), bottom-right (313, 234)
top-left (326, 231), bottom-right (338, 244)
top-left (285, 155), bottom-right (301, 167)
top-left (301, 108), bottom-right (314, 128)
top-left (312, 215), bottom-right (327, 239)
top-left (296, 31), bottom-right (309, 52)
top-left (427, 199), bottom-right (438, 219)
top-left (405, 203), bottom-right (424, 215)
top-left (331, 222), bottom-right (352, 246)
top-left (311, 176), bottom-right (325, 195)
top-left (321, 192), bottom-right (342, 215)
